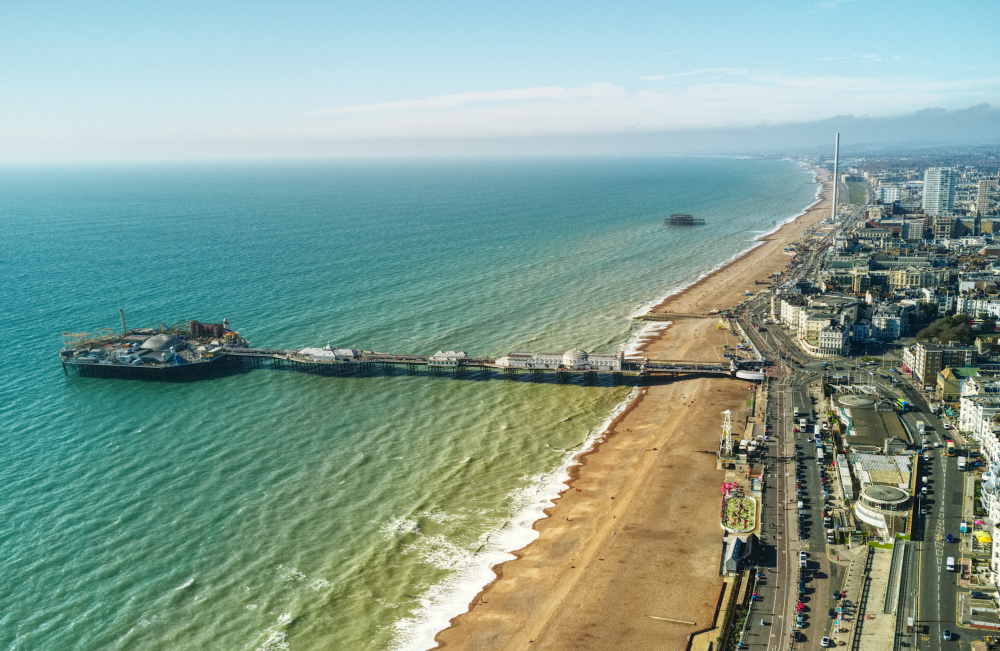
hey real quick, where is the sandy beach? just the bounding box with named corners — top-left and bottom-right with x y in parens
top-left (433, 164), bottom-right (833, 651)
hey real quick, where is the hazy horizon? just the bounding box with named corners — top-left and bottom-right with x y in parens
top-left (3, 0), bottom-right (998, 162)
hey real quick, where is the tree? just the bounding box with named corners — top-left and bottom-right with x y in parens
top-left (916, 313), bottom-right (972, 344)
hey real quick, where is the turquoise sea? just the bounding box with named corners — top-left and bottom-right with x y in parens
top-left (0, 157), bottom-right (817, 650)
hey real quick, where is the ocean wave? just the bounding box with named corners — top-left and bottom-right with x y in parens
top-left (386, 386), bottom-right (638, 651)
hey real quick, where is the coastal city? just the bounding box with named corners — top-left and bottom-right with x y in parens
top-left (6, 3), bottom-right (1000, 651)
top-left (699, 146), bottom-right (1000, 650)
top-left (50, 144), bottom-right (1000, 651)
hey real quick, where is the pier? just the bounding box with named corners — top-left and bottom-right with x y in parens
top-left (60, 318), bottom-right (765, 384)
top-left (222, 346), bottom-right (737, 384)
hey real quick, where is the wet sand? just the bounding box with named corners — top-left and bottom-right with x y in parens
top-left (433, 165), bottom-right (833, 651)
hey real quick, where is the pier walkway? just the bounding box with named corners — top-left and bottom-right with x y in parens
top-left (223, 347), bottom-right (736, 379)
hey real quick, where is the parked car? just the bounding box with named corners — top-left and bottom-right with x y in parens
top-left (821, 637), bottom-right (834, 648)
top-left (943, 629), bottom-right (952, 640)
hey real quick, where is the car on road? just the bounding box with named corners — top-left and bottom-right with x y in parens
top-left (943, 629), bottom-right (952, 640)
top-left (946, 533), bottom-right (954, 543)
top-left (828, 608), bottom-right (836, 618)
top-left (821, 637), bottom-right (833, 648)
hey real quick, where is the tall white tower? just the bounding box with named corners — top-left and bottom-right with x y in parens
top-left (831, 133), bottom-right (839, 222)
top-left (922, 167), bottom-right (956, 216)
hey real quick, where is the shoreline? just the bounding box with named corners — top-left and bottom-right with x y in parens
top-left (628, 160), bottom-right (822, 320)
top-left (427, 162), bottom-right (833, 651)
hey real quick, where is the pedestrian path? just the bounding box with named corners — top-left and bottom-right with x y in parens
top-left (857, 548), bottom-right (897, 651)
top-left (827, 545), bottom-right (870, 648)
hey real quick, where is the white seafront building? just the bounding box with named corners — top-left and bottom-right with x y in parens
top-left (493, 349), bottom-right (623, 371)
top-left (428, 350), bottom-right (468, 366)
top-left (296, 346), bottom-right (358, 361)
top-left (956, 373), bottom-right (1000, 583)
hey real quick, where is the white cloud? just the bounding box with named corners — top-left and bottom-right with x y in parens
top-left (307, 84), bottom-right (625, 115)
top-left (298, 73), bottom-right (1000, 140)
top-left (639, 75), bottom-right (666, 81)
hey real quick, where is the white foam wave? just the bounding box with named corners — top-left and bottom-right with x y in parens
top-left (622, 321), bottom-right (672, 357)
top-left (275, 565), bottom-right (306, 582)
top-left (386, 386), bottom-right (639, 651)
top-left (174, 577), bottom-right (194, 590)
top-left (379, 516), bottom-right (421, 539)
top-left (256, 630), bottom-right (289, 651)
top-left (419, 508), bottom-right (467, 525)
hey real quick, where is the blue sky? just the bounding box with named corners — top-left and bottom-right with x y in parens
top-left (2, 0), bottom-right (998, 159)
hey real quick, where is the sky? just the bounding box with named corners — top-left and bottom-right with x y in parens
top-left (2, 0), bottom-right (998, 160)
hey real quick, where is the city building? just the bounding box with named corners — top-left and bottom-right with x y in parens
top-left (852, 320), bottom-right (870, 343)
top-left (880, 184), bottom-right (901, 204)
top-left (978, 179), bottom-right (998, 216)
top-left (870, 305), bottom-right (904, 340)
top-left (900, 218), bottom-right (926, 241)
top-left (936, 367), bottom-right (981, 403)
top-left (902, 342), bottom-right (976, 387)
top-left (923, 167), bottom-right (957, 216)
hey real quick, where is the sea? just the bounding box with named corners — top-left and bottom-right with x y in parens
top-left (0, 157), bottom-right (818, 651)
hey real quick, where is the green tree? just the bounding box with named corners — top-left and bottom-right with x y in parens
top-left (916, 313), bottom-right (972, 344)
top-left (919, 302), bottom-right (939, 319)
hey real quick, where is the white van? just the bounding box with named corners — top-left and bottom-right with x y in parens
top-left (946, 556), bottom-right (956, 572)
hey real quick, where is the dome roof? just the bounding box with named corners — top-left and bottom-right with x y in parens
top-left (562, 349), bottom-right (588, 366)
top-left (140, 334), bottom-right (186, 351)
